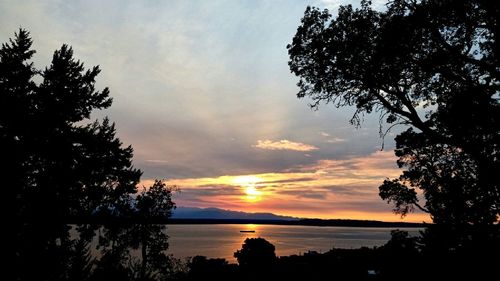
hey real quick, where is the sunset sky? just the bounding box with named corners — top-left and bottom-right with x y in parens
top-left (1, 0), bottom-right (429, 222)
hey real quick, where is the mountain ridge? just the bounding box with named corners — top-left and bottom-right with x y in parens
top-left (172, 206), bottom-right (299, 221)
top-left (170, 207), bottom-right (427, 227)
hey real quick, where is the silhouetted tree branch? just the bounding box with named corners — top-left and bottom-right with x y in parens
top-left (288, 0), bottom-right (500, 231)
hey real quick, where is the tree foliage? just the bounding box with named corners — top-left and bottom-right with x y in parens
top-left (1, 29), bottom-right (141, 220)
top-left (234, 237), bottom-right (277, 269)
top-left (2, 29), bottom-right (176, 281)
top-left (133, 180), bottom-right (176, 279)
top-left (288, 0), bottom-right (499, 226)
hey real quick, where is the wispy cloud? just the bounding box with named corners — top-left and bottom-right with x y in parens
top-left (0, 0), bottom-right (397, 182)
top-left (253, 139), bottom-right (318, 152)
top-left (326, 137), bottom-right (346, 143)
top-left (145, 150), bottom-right (430, 222)
top-left (319, 131), bottom-right (346, 143)
top-left (145, 159), bottom-right (169, 164)
top-left (3, 0), bottom-right (409, 221)
top-left (318, 0), bottom-right (344, 11)
top-left (317, 0), bottom-right (388, 12)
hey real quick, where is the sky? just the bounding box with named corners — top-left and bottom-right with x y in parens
top-left (1, 0), bottom-right (428, 222)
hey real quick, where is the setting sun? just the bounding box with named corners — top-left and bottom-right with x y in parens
top-left (233, 175), bottom-right (263, 202)
top-left (244, 186), bottom-right (262, 201)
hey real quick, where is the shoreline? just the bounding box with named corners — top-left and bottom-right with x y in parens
top-left (167, 218), bottom-right (427, 228)
top-left (35, 216), bottom-right (428, 228)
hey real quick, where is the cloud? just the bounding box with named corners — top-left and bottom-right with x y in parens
top-left (318, 0), bottom-right (344, 11)
top-left (317, 0), bottom-right (388, 13)
top-left (293, 150), bottom-right (400, 177)
top-left (277, 189), bottom-right (328, 200)
top-left (144, 149), bottom-right (430, 222)
top-left (319, 131), bottom-right (346, 143)
top-left (3, 1), bottom-right (419, 222)
top-left (259, 177), bottom-right (315, 185)
top-left (1, 0), bottom-right (398, 181)
top-left (145, 159), bottom-right (169, 164)
top-left (253, 139), bottom-right (318, 152)
top-left (326, 137), bottom-right (346, 143)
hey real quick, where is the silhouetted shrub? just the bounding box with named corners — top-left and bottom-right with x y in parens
top-left (188, 256), bottom-right (237, 281)
top-left (234, 237), bottom-right (277, 268)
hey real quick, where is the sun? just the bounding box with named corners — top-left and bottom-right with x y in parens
top-left (233, 175), bottom-right (262, 202)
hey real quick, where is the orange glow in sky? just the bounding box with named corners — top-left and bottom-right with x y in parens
top-left (142, 150), bottom-right (431, 223)
top-left (232, 175), bottom-right (263, 202)
top-left (3, 0), bottom-right (433, 225)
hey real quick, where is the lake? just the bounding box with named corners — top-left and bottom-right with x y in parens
top-left (167, 224), bottom-right (422, 262)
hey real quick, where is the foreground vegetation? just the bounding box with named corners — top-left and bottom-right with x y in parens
top-left (163, 232), bottom-right (499, 281)
top-left (289, 0), bottom-right (499, 227)
top-left (3, 29), bottom-right (176, 280)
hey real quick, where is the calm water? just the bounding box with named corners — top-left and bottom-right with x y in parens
top-left (167, 224), bottom-right (422, 262)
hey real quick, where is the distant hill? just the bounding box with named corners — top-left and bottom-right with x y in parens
top-left (171, 207), bottom-right (299, 221)
top-left (169, 207), bottom-right (427, 228)
top-left (62, 206), bottom-right (425, 227)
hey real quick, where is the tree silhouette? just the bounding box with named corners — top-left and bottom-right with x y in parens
top-left (234, 237), bottom-right (277, 269)
top-left (188, 256), bottom-right (236, 281)
top-left (131, 180), bottom-right (176, 279)
top-left (288, 0), bottom-right (499, 232)
top-left (68, 239), bottom-right (95, 281)
top-left (2, 29), bottom-right (177, 281)
top-left (2, 29), bottom-right (141, 222)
